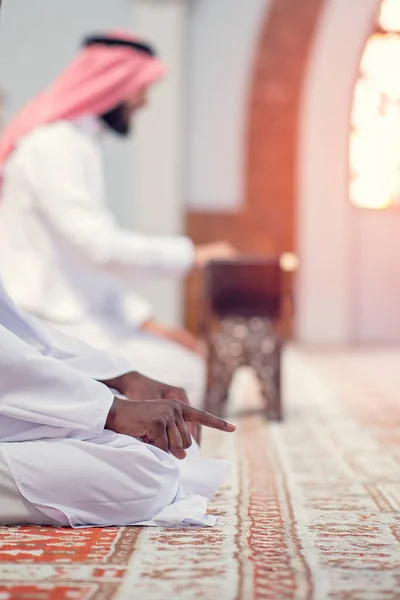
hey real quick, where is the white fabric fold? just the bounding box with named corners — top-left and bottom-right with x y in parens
top-left (0, 283), bottom-right (228, 528)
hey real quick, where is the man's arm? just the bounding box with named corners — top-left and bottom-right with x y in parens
top-left (0, 324), bottom-right (113, 436)
top-left (30, 129), bottom-right (236, 282)
top-left (0, 324), bottom-right (234, 455)
top-left (0, 280), bottom-right (133, 381)
top-left (31, 130), bottom-right (195, 279)
top-left (0, 282), bottom-right (201, 444)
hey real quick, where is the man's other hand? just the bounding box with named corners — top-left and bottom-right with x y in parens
top-left (141, 320), bottom-right (204, 356)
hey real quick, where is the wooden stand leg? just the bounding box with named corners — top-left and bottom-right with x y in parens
top-left (205, 317), bottom-right (283, 420)
top-left (251, 334), bottom-right (283, 422)
top-left (205, 324), bottom-right (244, 417)
top-left (205, 357), bottom-right (233, 416)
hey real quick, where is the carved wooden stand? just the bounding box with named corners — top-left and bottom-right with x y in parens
top-left (201, 258), bottom-right (285, 421)
top-left (205, 316), bottom-right (282, 421)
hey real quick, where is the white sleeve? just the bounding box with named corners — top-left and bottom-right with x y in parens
top-left (0, 281), bottom-right (133, 380)
top-left (32, 132), bottom-right (195, 279)
top-left (0, 324), bottom-right (113, 434)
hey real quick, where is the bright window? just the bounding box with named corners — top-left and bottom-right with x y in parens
top-left (350, 0), bottom-right (400, 208)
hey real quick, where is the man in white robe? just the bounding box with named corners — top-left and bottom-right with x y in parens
top-left (0, 280), bottom-right (234, 527)
top-left (0, 31), bottom-right (235, 409)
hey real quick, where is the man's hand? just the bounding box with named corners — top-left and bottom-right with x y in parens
top-left (102, 371), bottom-right (190, 403)
top-left (100, 371), bottom-right (201, 443)
top-left (141, 320), bottom-right (204, 356)
top-left (105, 397), bottom-right (235, 459)
top-left (194, 241), bottom-right (237, 268)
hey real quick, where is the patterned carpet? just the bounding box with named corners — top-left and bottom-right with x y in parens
top-left (2, 348), bottom-right (400, 599)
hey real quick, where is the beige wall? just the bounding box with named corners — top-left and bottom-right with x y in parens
top-left (187, 0), bottom-right (269, 212)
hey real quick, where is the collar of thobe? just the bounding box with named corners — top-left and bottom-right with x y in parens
top-left (71, 114), bottom-right (104, 139)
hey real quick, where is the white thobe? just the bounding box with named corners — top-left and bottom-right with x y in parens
top-left (0, 284), bottom-right (229, 527)
top-left (0, 116), bottom-right (205, 406)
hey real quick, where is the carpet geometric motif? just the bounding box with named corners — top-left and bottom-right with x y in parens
top-left (2, 350), bottom-right (400, 599)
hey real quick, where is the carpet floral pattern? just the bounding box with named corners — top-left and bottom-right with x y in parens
top-left (1, 349), bottom-right (400, 599)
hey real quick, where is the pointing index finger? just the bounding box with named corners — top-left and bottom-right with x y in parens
top-left (182, 406), bottom-right (236, 432)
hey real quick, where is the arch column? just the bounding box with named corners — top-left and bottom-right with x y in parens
top-left (296, 0), bottom-right (381, 344)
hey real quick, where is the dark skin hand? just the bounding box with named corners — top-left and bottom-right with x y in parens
top-left (141, 320), bottom-right (206, 356)
top-left (105, 397), bottom-right (236, 460)
top-left (100, 371), bottom-right (202, 444)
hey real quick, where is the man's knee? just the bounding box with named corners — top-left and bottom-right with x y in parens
top-left (131, 451), bottom-right (181, 522)
top-left (0, 449), bottom-right (58, 526)
top-left (78, 446), bottom-right (182, 525)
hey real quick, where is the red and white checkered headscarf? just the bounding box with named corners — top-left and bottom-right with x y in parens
top-left (0, 30), bottom-right (166, 170)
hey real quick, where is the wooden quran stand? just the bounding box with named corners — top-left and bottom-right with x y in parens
top-left (201, 257), bottom-right (283, 421)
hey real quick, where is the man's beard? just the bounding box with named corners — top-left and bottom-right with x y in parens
top-left (100, 103), bottom-right (131, 136)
